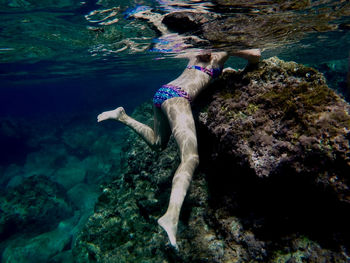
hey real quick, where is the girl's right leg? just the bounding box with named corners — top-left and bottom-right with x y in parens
top-left (157, 97), bottom-right (200, 249)
top-left (97, 106), bottom-right (171, 150)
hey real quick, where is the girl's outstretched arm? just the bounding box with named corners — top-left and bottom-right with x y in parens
top-left (230, 49), bottom-right (261, 64)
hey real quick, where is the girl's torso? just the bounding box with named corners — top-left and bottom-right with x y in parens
top-left (167, 52), bottom-right (228, 101)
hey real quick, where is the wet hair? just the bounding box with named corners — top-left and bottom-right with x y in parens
top-left (197, 52), bottom-right (211, 62)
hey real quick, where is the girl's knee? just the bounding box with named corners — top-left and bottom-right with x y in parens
top-left (191, 154), bottom-right (199, 167)
top-left (182, 154), bottom-right (199, 169)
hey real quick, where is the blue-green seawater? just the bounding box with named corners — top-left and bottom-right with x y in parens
top-left (0, 0), bottom-right (349, 262)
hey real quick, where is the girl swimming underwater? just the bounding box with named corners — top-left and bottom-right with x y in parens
top-left (97, 49), bottom-right (260, 249)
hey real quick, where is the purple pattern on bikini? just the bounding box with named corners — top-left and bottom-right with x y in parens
top-left (186, 65), bottom-right (222, 78)
top-left (163, 85), bottom-right (191, 101)
top-left (153, 84), bottom-right (192, 108)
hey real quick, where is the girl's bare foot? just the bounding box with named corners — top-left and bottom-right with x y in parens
top-left (97, 107), bottom-right (125, 122)
top-left (158, 214), bottom-right (179, 250)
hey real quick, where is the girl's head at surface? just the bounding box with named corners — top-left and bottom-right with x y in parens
top-left (196, 52), bottom-right (211, 63)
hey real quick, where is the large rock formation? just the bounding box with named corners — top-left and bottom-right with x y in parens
top-left (73, 57), bottom-right (350, 262)
top-left (201, 57), bottom-right (350, 199)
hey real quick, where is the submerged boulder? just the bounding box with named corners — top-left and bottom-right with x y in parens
top-left (200, 57), bottom-right (350, 202)
top-left (195, 57), bottom-right (350, 262)
top-left (0, 175), bottom-right (74, 240)
top-left (2, 216), bottom-right (76, 263)
top-left (73, 58), bottom-right (350, 262)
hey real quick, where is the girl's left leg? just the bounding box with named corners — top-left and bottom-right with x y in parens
top-left (97, 106), bottom-right (171, 150)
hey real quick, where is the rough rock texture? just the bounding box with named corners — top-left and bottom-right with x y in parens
top-left (201, 57), bottom-right (350, 202)
top-left (0, 175), bottom-right (74, 240)
top-left (73, 59), bottom-right (350, 262)
top-left (195, 58), bottom-right (350, 262)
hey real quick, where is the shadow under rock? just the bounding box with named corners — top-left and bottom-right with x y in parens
top-left (201, 150), bottom-right (350, 254)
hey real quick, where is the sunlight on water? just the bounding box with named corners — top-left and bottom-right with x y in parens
top-left (0, 0), bottom-right (349, 82)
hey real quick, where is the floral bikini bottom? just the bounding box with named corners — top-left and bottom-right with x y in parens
top-left (153, 84), bottom-right (191, 108)
top-left (153, 65), bottom-right (222, 108)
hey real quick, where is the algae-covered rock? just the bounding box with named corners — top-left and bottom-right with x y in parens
top-left (195, 57), bottom-right (350, 262)
top-left (201, 57), bottom-right (350, 202)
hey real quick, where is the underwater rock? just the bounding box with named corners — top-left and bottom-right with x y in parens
top-left (201, 57), bottom-right (350, 202)
top-left (73, 59), bottom-right (350, 262)
top-left (53, 156), bottom-right (87, 190)
top-left (195, 57), bottom-right (350, 261)
top-left (2, 216), bottom-right (77, 263)
top-left (61, 125), bottom-right (100, 160)
top-left (67, 183), bottom-right (99, 212)
top-left (49, 250), bottom-right (74, 263)
top-left (0, 174), bottom-right (74, 240)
